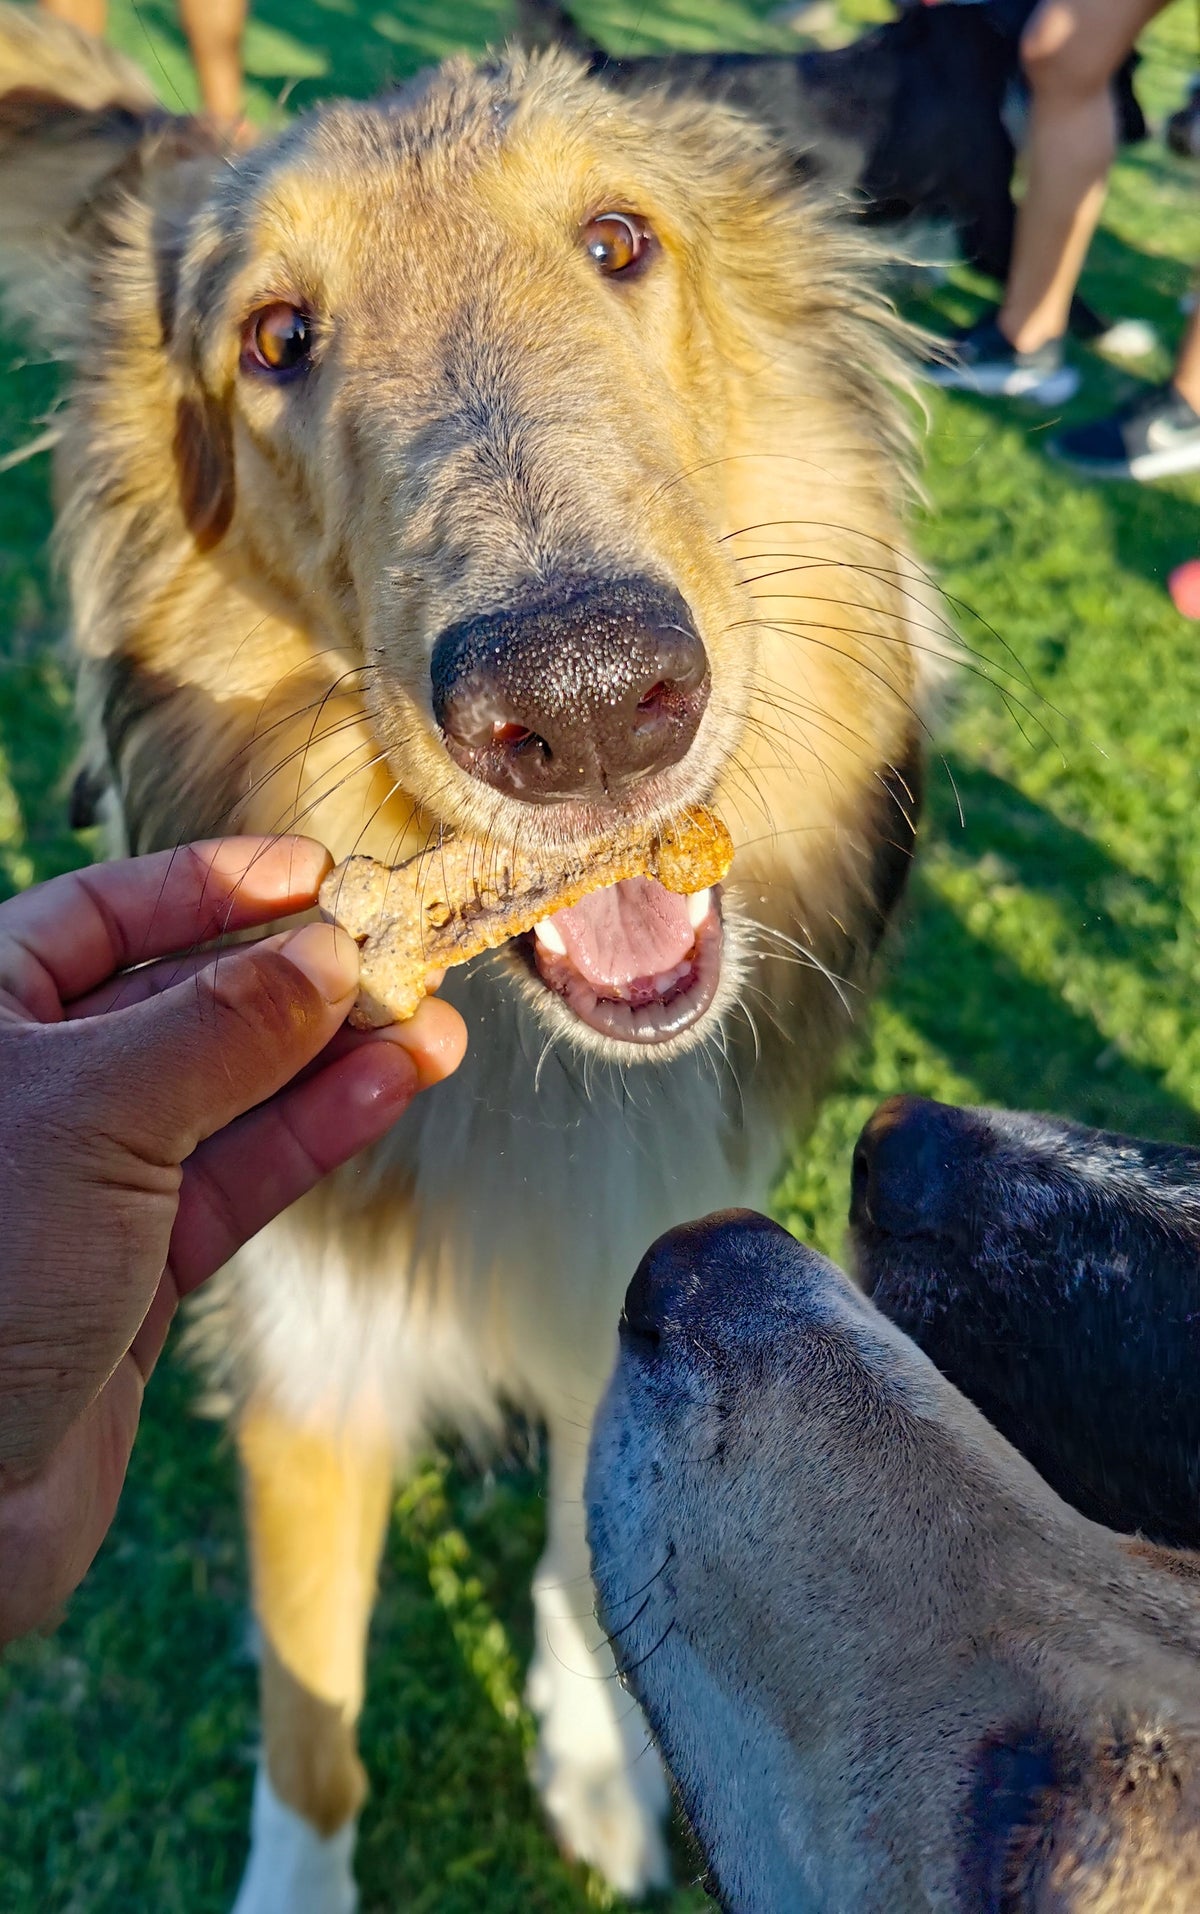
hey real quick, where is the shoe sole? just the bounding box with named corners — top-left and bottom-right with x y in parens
top-left (921, 362), bottom-right (1080, 405)
top-left (1048, 438), bottom-right (1200, 482)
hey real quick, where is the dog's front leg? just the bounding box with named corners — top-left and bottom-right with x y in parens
top-left (527, 1414), bottom-right (672, 1897)
top-left (231, 1403), bottom-right (394, 1914)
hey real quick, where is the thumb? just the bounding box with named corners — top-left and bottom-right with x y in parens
top-left (84, 921), bottom-right (362, 1164)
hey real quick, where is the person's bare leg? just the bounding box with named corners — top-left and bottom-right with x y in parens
top-left (178, 0), bottom-right (246, 129)
top-left (999, 0), bottom-right (1165, 352)
top-left (1172, 306), bottom-right (1200, 413)
top-left (40, 0), bottom-right (107, 34)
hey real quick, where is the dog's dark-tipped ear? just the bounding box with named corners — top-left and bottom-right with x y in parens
top-left (0, 4), bottom-right (212, 349)
top-left (964, 1726), bottom-right (1060, 1911)
top-left (173, 391), bottom-right (235, 551)
top-left (967, 1713), bottom-right (1200, 1909)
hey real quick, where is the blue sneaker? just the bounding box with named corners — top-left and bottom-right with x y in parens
top-left (1049, 383), bottom-right (1200, 480)
top-left (920, 313), bottom-right (1080, 406)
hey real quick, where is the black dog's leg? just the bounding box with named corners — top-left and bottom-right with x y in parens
top-left (957, 178), bottom-right (1109, 342)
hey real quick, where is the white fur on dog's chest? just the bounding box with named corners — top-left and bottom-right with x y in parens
top-left (220, 963), bottom-right (771, 1446)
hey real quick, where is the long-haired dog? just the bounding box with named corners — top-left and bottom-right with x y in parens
top-left (0, 7), bottom-right (942, 1905)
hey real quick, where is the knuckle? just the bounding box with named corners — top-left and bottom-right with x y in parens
top-left (206, 947), bottom-right (319, 1056)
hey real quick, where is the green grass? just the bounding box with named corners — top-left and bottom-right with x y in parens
top-left (2, 1), bottom-right (1200, 1907)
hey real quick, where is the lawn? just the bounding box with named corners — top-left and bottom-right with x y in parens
top-left (1, 1), bottom-right (1199, 1909)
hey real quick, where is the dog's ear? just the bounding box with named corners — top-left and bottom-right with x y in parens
top-left (966, 1718), bottom-right (1200, 1910)
top-left (964, 1725), bottom-right (1060, 1910)
top-left (0, 4), bottom-right (216, 352)
top-left (173, 390), bottom-right (235, 551)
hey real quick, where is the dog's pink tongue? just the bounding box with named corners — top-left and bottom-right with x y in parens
top-left (548, 877), bottom-right (694, 990)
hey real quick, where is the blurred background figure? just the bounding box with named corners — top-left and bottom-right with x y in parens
top-left (1051, 302), bottom-right (1200, 479)
top-left (924, 0), bottom-right (1200, 482)
top-left (41, 0), bottom-right (247, 131)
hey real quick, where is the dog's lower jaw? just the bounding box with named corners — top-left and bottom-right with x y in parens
top-left (512, 901), bottom-right (751, 1065)
top-left (231, 1768), bottom-right (358, 1914)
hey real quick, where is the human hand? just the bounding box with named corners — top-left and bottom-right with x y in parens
top-left (0, 835), bottom-right (466, 1645)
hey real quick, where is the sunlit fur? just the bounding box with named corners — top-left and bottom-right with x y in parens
top-left (0, 4), bottom-right (948, 1892)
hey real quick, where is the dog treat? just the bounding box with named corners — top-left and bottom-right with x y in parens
top-left (319, 807), bottom-right (734, 1027)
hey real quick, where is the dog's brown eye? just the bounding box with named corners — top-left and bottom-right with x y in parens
top-left (583, 212), bottom-right (651, 277)
top-left (243, 303), bottom-right (313, 377)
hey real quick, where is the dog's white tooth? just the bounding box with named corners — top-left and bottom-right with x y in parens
top-left (535, 918), bottom-right (568, 955)
top-left (687, 888), bottom-right (711, 929)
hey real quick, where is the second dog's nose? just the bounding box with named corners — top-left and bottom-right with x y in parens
top-left (850, 1095), bottom-right (976, 1242)
top-left (622, 1210), bottom-right (794, 1350)
top-left (431, 576), bottom-right (709, 802)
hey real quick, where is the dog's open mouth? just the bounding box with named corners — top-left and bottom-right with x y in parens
top-left (523, 875), bottom-right (723, 1044)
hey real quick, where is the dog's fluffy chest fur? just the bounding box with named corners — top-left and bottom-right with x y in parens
top-left (205, 960), bottom-right (772, 1447)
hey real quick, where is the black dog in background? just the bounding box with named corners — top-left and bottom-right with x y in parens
top-left (852, 1095), bottom-right (1200, 1551)
top-left (516, 0), bottom-right (1146, 341)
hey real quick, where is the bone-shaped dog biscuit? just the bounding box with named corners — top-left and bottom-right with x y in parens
top-left (319, 806), bottom-right (734, 1027)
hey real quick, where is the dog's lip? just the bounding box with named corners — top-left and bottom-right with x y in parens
top-left (519, 884), bottom-right (723, 1044)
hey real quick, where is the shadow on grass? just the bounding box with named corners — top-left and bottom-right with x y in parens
top-left (895, 885), bottom-right (1198, 1141)
top-left (893, 755), bottom-right (1199, 1144)
top-left (913, 222), bottom-right (1200, 596)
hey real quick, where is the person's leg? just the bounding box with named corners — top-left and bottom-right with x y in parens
top-left (40, 0), bottom-right (107, 33)
top-left (922, 0), bottom-right (1166, 401)
top-left (1000, 0), bottom-right (1166, 353)
top-left (1172, 304), bottom-right (1200, 413)
top-left (177, 0), bottom-right (245, 128)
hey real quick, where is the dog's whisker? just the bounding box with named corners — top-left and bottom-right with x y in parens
top-left (747, 600), bottom-right (1061, 741)
top-left (248, 733), bottom-right (384, 836)
top-left (612, 1617), bottom-right (677, 1680)
top-left (739, 617), bottom-right (943, 746)
top-left (729, 533), bottom-right (1038, 691)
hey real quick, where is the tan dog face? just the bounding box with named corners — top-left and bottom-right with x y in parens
top-left (0, 12), bottom-right (933, 1063)
top-left (588, 1214), bottom-right (1200, 1912)
top-left (187, 93), bottom-right (753, 833)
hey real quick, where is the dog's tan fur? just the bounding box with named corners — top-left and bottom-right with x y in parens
top-left (0, 6), bottom-right (943, 1898)
top-left (239, 1407), bottom-right (394, 1838)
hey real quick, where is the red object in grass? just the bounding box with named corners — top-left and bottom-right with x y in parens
top-left (1168, 559), bottom-right (1200, 618)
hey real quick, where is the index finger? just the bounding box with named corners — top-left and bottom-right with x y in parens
top-left (0, 837), bottom-right (333, 1013)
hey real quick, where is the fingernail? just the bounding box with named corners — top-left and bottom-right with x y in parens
top-left (206, 834), bottom-right (331, 898)
top-left (350, 1044), bottom-right (419, 1110)
top-left (262, 836), bottom-right (333, 897)
top-left (281, 922), bottom-right (360, 1003)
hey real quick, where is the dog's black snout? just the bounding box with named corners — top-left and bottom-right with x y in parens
top-left (621, 1210), bottom-right (793, 1354)
top-left (431, 577), bottom-right (709, 803)
top-left (851, 1095), bottom-right (976, 1244)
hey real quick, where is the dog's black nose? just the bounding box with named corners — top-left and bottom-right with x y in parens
top-left (431, 576), bottom-right (709, 803)
top-left (622, 1210), bottom-right (793, 1352)
top-left (850, 1095), bottom-right (974, 1241)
